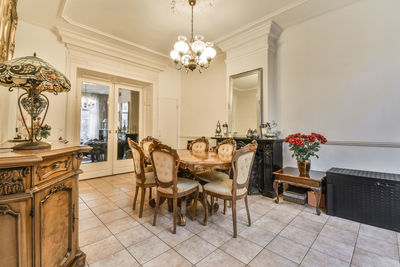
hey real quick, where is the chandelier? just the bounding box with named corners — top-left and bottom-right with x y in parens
top-left (170, 0), bottom-right (216, 72)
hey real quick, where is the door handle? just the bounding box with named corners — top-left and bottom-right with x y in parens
top-left (115, 130), bottom-right (118, 134)
top-left (108, 130), bottom-right (112, 134)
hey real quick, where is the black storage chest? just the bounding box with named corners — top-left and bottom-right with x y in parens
top-left (326, 168), bottom-right (400, 232)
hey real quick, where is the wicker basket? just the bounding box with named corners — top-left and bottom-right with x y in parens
top-left (283, 186), bottom-right (308, 205)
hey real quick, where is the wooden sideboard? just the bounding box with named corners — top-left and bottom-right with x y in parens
top-left (212, 137), bottom-right (283, 197)
top-left (0, 144), bottom-right (90, 267)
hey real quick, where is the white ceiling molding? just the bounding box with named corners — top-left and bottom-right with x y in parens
top-left (55, 27), bottom-right (169, 72)
top-left (60, 0), bottom-right (169, 58)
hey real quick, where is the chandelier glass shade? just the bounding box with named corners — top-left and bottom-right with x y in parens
top-left (170, 0), bottom-right (216, 72)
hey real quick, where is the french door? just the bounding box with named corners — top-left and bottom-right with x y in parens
top-left (78, 78), bottom-right (142, 179)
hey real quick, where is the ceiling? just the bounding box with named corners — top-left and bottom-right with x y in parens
top-left (18, 0), bottom-right (360, 55)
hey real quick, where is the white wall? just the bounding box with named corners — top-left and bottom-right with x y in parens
top-left (180, 54), bottom-right (226, 148)
top-left (277, 0), bottom-right (400, 173)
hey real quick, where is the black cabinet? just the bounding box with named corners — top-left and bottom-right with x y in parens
top-left (326, 168), bottom-right (400, 232)
top-left (213, 137), bottom-right (283, 197)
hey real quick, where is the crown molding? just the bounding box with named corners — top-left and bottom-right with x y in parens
top-left (55, 27), bottom-right (169, 72)
top-left (217, 20), bottom-right (282, 54)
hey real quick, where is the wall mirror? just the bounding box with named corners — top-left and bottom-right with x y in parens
top-left (229, 68), bottom-right (263, 136)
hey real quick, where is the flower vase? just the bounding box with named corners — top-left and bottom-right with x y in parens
top-left (297, 160), bottom-right (311, 177)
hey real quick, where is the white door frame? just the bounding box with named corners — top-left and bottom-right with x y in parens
top-left (112, 84), bottom-right (143, 174)
top-left (77, 77), bottom-right (115, 179)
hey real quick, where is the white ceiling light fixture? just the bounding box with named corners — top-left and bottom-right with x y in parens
top-left (170, 0), bottom-right (217, 72)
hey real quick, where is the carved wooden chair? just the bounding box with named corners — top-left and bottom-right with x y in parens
top-left (140, 136), bottom-right (161, 167)
top-left (203, 140), bottom-right (257, 237)
top-left (128, 138), bottom-right (156, 218)
top-left (150, 142), bottom-right (200, 234)
top-left (189, 136), bottom-right (209, 152)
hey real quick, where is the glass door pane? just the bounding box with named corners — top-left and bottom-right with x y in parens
top-left (80, 82), bottom-right (110, 164)
top-left (117, 88), bottom-right (140, 160)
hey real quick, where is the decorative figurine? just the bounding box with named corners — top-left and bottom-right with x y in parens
top-left (222, 122), bottom-right (228, 137)
top-left (215, 120), bottom-right (222, 137)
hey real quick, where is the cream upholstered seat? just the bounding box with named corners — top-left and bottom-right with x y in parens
top-left (158, 177), bottom-right (199, 194)
top-left (128, 138), bottom-right (157, 218)
top-left (203, 140), bottom-right (257, 238)
top-left (150, 142), bottom-right (199, 234)
top-left (203, 179), bottom-right (247, 196)
top-left (218, 143), bottom-right (235, 155)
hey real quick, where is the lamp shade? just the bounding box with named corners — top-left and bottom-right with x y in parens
top-left (0, 55), bottom-right (71, 93)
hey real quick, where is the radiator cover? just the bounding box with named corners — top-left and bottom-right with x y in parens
top-left (326, 168), bottom-right (400, 232)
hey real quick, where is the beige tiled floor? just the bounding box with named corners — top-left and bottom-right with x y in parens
top-left (79, 173), bottom-right (400, 267)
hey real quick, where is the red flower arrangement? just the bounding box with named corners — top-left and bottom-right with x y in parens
top-left (284, 133), bottom-right (327, 162)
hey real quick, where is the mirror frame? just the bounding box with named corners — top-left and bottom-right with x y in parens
top-left (228, 68), bottom-right (263, 135)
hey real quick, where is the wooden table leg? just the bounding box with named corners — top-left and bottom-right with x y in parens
top-left (273, 180), bottom-right (281, 204)
top-left (312, 187), bottom-right (322, 215)
top-left (179, 197), bottom-right (187, 226)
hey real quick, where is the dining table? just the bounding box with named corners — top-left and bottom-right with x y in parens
top-left (144, 149), bottom-right (233, 225)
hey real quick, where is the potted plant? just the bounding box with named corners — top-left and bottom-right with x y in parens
top-left (284, 133), bottom-right (327, 176)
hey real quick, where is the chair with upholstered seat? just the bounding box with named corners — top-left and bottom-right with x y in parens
top-left (128, 138), bottom-right (157, 218)
top-left (150, 142), bottom-right (200, 234)
top-left (140, 136), bottom-right (161, 168)
top-left (202, 140), bottom-right (257, 237)
top-left (189, 136), bottom-right (209, 152)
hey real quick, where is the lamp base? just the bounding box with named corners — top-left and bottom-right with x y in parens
top-left (13, 141), bottom-right (51, 150)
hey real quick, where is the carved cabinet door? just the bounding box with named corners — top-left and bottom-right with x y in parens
top-left (0, 197), bottom-right (32, 267)
top-left (34, 178), bottom-right (77, 267)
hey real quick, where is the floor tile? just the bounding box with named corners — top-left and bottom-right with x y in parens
top-left (326, 217), bottom-right (360, 233)
top-left (351, 247), bottom-right (400, 267)
top-left (115, 224), bottom-right (154, 247)
top-left (214, 217), bottom-right (247, 234)
top-left (127, 235), bottom-right (170, 264)
top-left (249, 249), bottom-right (298, 267)
top-left (266, 236), bottom-right (309, 264)
top-left (253, 215), bottom-right (288, 234)
top-left (359, 224), bottom-right (398, 244)
top-left (289, 215), bottom-right (324, 233)
top-left (81, 236), bottom-right (124, 264)
top-left (356, 234), bottom-right (399, 260)
top-left (279, 225), bottom-right (318, 247)
top-left (143, 249), bottom-right (192, 267)
top-left (301, 248), bottom-right (349, 267)
top-left (319, 224), bottom-right (358, 246)
top-left (239, 225), bottom-right (276, 247)
top-left (90, 249), bottom-right (140, 267)
top-left (183, 217), bottom-right (209, 234)
top-left (220, 236), bottom-right (263, 264)
top-left (79, 216), bottom-right (103, 232)
top-left (143, 215), bottom-right (172, 234)
top-left (312, 234), bottom-right (354, 263)
top-left (265, 207), bottom-right (299, 224)
top-left (91, 202), bottom-right (120, 215)
top-left (196, 249), bottom-right (245, 267)
top-left (105, 216), bottom-right (140, 234)
top-left (79, 208), bottom-right (96, 220)
top-left (157, 227), bottom-right (194, 247)
top-left (79, 224), bottom-right (112, 247)
top-left (175, 235), bottom-right (216, 264)
top-left (97, 208), bottom-right (129, 224)
top-left (198, 223), bottom-right (232, 247)
top-left (298, 210), bottom-right (329, 224)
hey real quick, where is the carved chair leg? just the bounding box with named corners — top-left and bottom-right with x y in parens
top-left (192, 189), bottom-right (199, 221)
top-left (173, 197), bottom-right (178, 234)
top-left (203, 192), bottom-right (208, 225)
top-left (223, 200), bottom-right (227, 214)
top-left (244, 195), bottom-right (251, 226)
top-left (132, 185), bottom-right (139, 210)
top-left (139, 187), bottom-right (146, 218)
top-left (153, 192), bottom-right (160, 226)
top-left (232, 198), bottom-right (237, 238)
top-left (149, 187), bottom-right (152, 200)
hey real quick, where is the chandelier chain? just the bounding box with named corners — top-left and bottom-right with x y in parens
top-left (191, 5), bottom-right (194, 41)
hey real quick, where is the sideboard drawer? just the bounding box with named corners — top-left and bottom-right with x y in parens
top-left (34, 155), bottom-right (73, 185)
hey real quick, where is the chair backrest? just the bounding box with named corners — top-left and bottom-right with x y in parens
top-left (140, 136), bottom-right (161, 152)
top-left (128, 138), bottom-right (146, 183)
top-left (149, 142), bottom-right (179, 194)
top-left (231, 140), bottom-right (258, 195)
top-left (216, 138), bottom-right (237, 156)
top-left (189, 136), bottom-right (209, 152)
